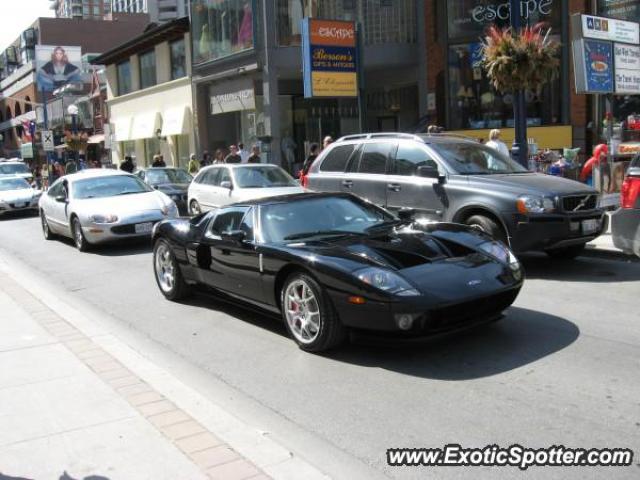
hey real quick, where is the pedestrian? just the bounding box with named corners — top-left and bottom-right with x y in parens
top-left (486, 129), bottom-right (510, 159)
top-left (188, 154), bottom-right (200, 174)
top-left (301, 142), bottom-right (319, 176)
top-left (120, 155), bottom-right (134, 173)
top-left (54, 161), bottom-right (65, 179)
top-left (159, 154), bottom-right (166, 167)
top-left (238, 142), bottom-right (250, 163)
top-left (152, 154), bottom-right (163, 167)
top-left (214, 149), bottom-right (225, 164)
top-left (322, 136), bottom-right (334, 150)
top-left (65, 158), bottom-right (78, 175)
top-left (202, 150), bottom-right (212, 166)
top-left (41, 162), bottom-right (49, 190)
top-left (580, 144), bottom-right (608, 188)
top-left (247, 145), bottom-right (261, 163)
top-left (225, 144), bottom-right (242, 164)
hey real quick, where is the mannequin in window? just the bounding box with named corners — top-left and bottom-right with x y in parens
top-left (238, 3), bottom-right (253, 49)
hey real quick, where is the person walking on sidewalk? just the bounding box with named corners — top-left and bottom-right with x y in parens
top-left (120, 156), bottom-right (135, 173)
top-left (247, 145), bottom-right (261, 163)
top-left (302, 142), bottom-right (319, 177)
top-left (224, 145), bottom-right (242, 164)
top-left (188, 154), bottom-right (200, 174)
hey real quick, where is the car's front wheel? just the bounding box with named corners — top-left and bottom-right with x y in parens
top-left (41, 210), bottom-right (55, 240)
top-left (281, 273), bottom-right (346, 352)
top-left (465, 214), bottom-right (507, 244)
top-left (153, 239), bottom-right (189, 301)
top-left (545, 243), bottom-right (586, 259)
top-left (71, 216), bottom-right (90, 251)
top-left (189, 199), bottom-right (201, 215)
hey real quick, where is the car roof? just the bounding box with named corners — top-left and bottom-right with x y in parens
top-left (63, 169), bottom-right (131, 182)
top-left (200, 163), bottom-right (281, 171)
top-left (229, 191), bottom-right (355, 208)
top-left (139, 167), bottom-right (187, 171)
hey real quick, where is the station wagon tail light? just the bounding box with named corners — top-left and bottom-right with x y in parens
top-left (620, 176), bottom-right (640, 209)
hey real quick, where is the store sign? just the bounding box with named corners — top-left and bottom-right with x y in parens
top-left (302, 18), bottom-right (358, 98)
top-left (581, 14), bottom-right (640, 44)
top-left (573, 39), bottom-right (614, 94)
top-left (210, 79), bottom-right (256, 115)
top-left (614, 43), bottom-right (640, 93)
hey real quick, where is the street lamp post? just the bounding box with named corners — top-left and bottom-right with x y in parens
top-left (510, 0), bottom-right (528, 168)
top-left (67, 104), bottom-right (79, 165)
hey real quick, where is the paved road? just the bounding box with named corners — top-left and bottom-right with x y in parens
top-left (1, 213), bottom-right (639, 479)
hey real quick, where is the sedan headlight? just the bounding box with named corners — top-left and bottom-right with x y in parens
top-left (478, 241), bottom-right (522, 280)
top-left (90, 214), bottom-right (119, 224)
top-left (516, 195), bottom-right (555, 214)
top-left (354, 267), bottom-right (420, 296)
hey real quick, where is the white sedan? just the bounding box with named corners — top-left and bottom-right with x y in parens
top-left (0, 177), bottom-right (41, 216)
top-left (39, 169), bottom-right (178, 251)
top-left (187, 164), bottom-right (304, 214)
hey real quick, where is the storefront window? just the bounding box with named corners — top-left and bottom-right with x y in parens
top-left (277, 0), bottom-right (416, 46)
top-left (175, 134), bottom-right (190, 167)
top-left (597, 0), bottom-right (640, 20)
top-left (191, 0), bottom-right (255, 64)
top-left (117, 60), bottom-right (132, 96)
top-left (170, 39), bottom-right (186, 80)
top-left (144, 137), bottom-right (161, 166)
top-left (139, 50), bottom-right (157, 90)
top-left (120, 140), bottom-right (135, 158)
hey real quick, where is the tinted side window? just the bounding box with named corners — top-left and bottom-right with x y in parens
top-left (48, 182), bottom-right (62, 197)
top-left (210, 207), bottom-right (250, 236)
top-left (203, 168), bottom-right (221, 186)
top-left (320, 145), bottom-right (355, 172)
top-left (357, 142), bottom-right (394, 174)
top-left (393, 144), bottom-right (438, 176)
top-left (194, 169), bottom-right (208, 184)
top-left (219, 168), bottom-right (231, 185)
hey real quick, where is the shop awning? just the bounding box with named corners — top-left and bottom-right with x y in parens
top-left (130, 112), bottom-right (162, 140)
top-left (87, 134), bottom-right (105, 144)
top-left (161, 107), bottom-right (189, 137)
top-left (113, 117), bottom-right (132, 142)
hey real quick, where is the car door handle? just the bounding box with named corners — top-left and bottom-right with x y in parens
top-left (387, 183), bottom-right (401, 192)
top-left (342, 180), bottom-right (353, 188)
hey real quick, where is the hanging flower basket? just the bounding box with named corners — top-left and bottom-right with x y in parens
top-left (479, 23), bottom-right (560, 93)
top-left (64, 130), bottom-right (89, 153)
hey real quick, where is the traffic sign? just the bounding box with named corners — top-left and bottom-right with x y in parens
top-left (42, 130), bottom-right (54, 152)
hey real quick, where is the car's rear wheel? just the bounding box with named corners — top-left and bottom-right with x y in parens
top-left (41, 210), bottom-right (55, 240)
top-left (71, 216), bottom-right (90, 252)
top-left (154, 239), bottom-right (189, 301)
top-left (465, 214), bottom-right (507, 244)
top-left (545, 243), bottom-right (586, 259)
top-left (281, 273), bottom-right (346, 352)
top-left (189, 199), bottom-right (201, 215)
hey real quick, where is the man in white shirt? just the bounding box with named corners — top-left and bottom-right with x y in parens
top-left (238, 142), bottom-right (250, 163)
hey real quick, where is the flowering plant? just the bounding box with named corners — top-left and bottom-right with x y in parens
top-left (479, 23), bottom-right (560, 93)
top-left (64, 130), bottom-right (89, 153)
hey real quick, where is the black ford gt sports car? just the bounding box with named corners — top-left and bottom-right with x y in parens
top-left (152, 192), bottom-right (524, 352)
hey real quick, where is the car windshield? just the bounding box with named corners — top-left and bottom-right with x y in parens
top-left (260, 196), bottom-right (393, 243)
top-left (146, 168), bottom-right (192, 184)
top-left (430, 142), bottom-right (529, 175)
top-left (73, 175), bottom-right (152, 199)
top-left (0, 177), bottom-right (30, 190)
top-left (233, 166), bottom-right (298, 189)
top-left (0, 163), bottom-right (30, 175)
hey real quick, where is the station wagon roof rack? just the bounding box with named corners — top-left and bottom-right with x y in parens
top-left (337, 132), bottom-right (424, 142)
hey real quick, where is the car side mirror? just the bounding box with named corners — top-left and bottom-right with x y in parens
top-left (55, 195), bottom-right (67, 203)
top-left (220, 180), bottom-right (233, 190)
top-left (153, 185), bottom-right (159, 190)
top-left (220, 229), bottom-right (246, 243)
top-left (417, 166), bottom-right (446, 184)
top-left (397, 208), bottom-right (416, 221)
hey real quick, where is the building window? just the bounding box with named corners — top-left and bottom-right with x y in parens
top-left (139, 49), bottom-right (157, 89)
top-left (117, 60), bottom-right (132, 95)
top-left (191, 0), bottom-right (254, 64)
top-left (170, 39), bottom-right (186, 80)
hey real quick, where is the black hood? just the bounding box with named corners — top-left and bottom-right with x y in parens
top-left (154, 183), bottom-right (189, 194)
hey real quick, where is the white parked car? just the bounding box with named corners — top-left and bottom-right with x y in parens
top-left (0, 177), bottom-right (41, 216)
top-left (0, 160), bottom-right (34, 184)
top-left (187, 164), bottom-right (304, 214)
top-left (39, 169), bottom-right (178, 251)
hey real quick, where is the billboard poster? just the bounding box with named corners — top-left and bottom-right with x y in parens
top-left (302, 19), bottom-right (358, 98)
top-left (35, 45), bottom-right (82, 92)
top-left (574, 39), bottom-right (614, 93)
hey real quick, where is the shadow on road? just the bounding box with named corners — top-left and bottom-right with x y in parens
top-left (50, 235), bottom-right (152, 257)
top-left (519, 253), bottom-right (640, 283)
top-left (326, 306), bottom-right (579, 381)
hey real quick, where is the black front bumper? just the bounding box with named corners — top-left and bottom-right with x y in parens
top-left (508, 210), bottom-right (608, 252)
top-left (328, 286), bottom-right (521, 335)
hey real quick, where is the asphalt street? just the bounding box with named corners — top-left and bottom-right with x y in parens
top-left (1, 212), bottom-right (639, 480)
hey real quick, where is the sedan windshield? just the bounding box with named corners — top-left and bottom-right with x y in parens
top-left (0, 177), bottom-right (30, 190)
top-left (430, 142), bottom-right (528, 175)
top-left (146, 168), bottom-right (192, 185)
top-left (233, 166), bottom-right (297, 189)
top-left (73, 175), bottom-right (152, 199)
top-left (0, 163), bottom-right (30, 175)
top-left (260, 196), bottom-right (393, 243)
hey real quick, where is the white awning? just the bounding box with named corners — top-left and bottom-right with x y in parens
top-left (130, 112), bottom-right (162, 140)
top-left (113, 117), bottom-right (132, 142)
top-left (161, 106), bottom-right (189, 137)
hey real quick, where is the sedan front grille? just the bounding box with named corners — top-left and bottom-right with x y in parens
top-left (562, 195), bottom-right (597, 212)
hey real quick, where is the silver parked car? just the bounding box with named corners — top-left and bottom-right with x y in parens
top-left (39, 169), bottom-right (178, 251)
top-left (0, 177), bottom-right (41, 216)
top-left (0, 160), bottom-right (34, 184)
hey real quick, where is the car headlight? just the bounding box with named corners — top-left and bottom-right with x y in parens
top-left (478, 241), bottom-right (522, 280)
top-left (90, 214), bottom-right (119, 223)
top-left (161, 202), bottom-right (179, 217)
top-left (516, 195), bottom-right (555, 214)
top-left (354, 267), bottom-right (420, 296)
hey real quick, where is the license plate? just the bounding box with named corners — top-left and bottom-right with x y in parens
top-left (582, 219), bottom-right (599, 235)
top-left (135, 222), bottom-right (153, 234)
